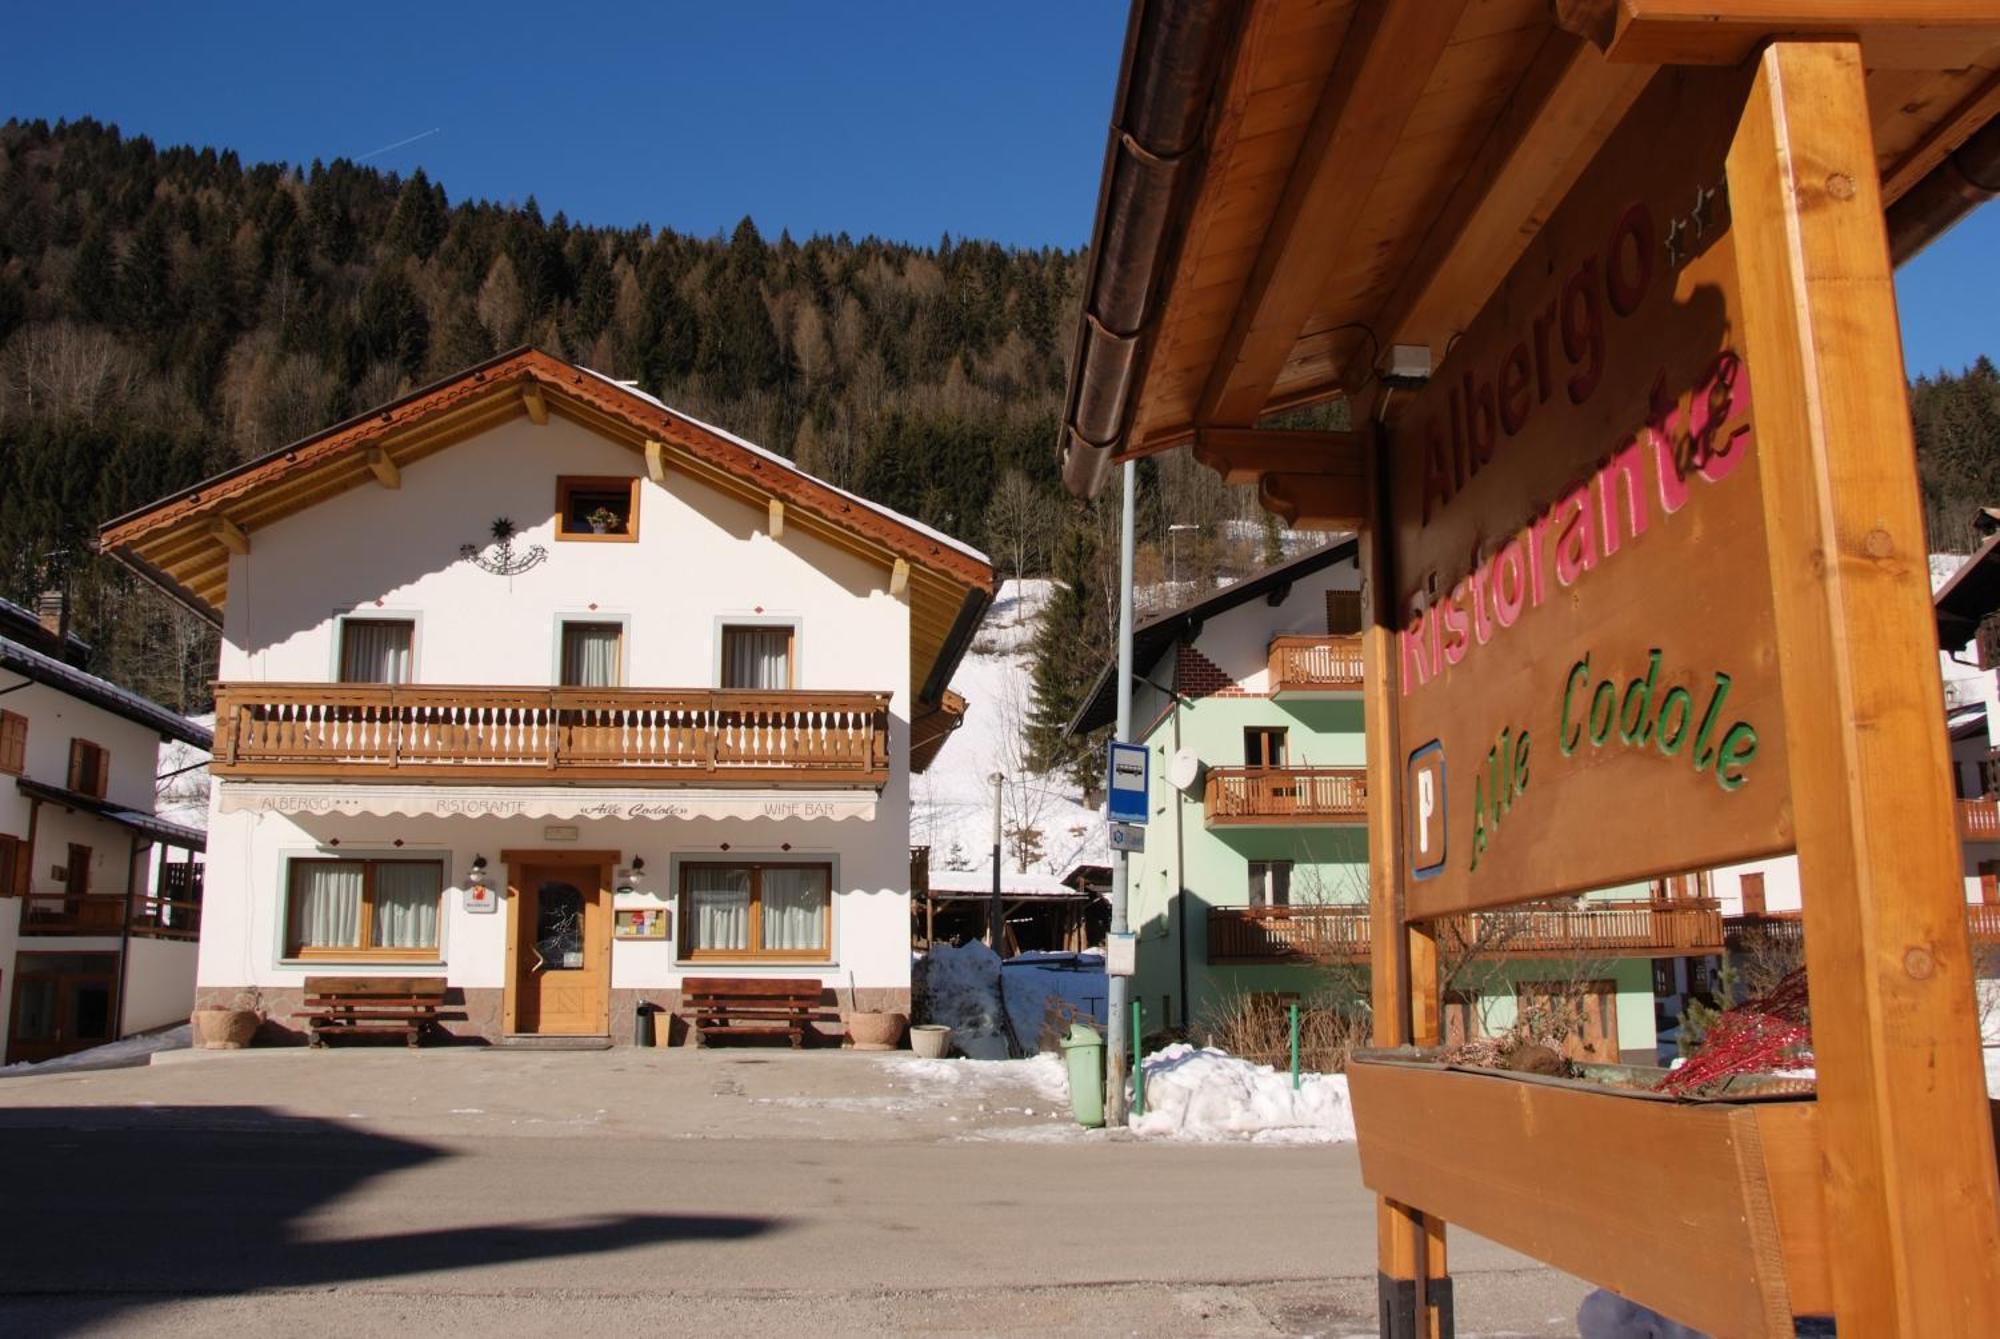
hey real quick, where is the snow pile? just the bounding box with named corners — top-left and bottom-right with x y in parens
top-left (917, 940), bottom-right (1013, 1060)
top-left (1129, 1044), bottom-right (1356, 1144)
top-left (882, 1052), bottom-right (1070, 1106)
top-left (916, 942), bottom-right (1111, 1059)
top-left (1, 1025), bottom-right (191, 1077)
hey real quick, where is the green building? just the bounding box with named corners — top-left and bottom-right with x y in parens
top-left (1068, 541), bottom-right (1722, 1064)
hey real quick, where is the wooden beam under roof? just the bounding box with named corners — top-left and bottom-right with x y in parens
top-left (768, 498), bottom-right (785, 539)
top-left (1196, 0), bottom-right (1472, 428)
top-left (1189, 427), bottom-right (1365, 486)
top-left (1257, 472), bottom-right (1369, 530)
top-left (1348, 28), bottom-right (1651, 378)
top-left (522, 383), bottom-right (549, 425)
top-left (208, 517), bottom-right (249, 556)
top-left (644, 438), bottom-right (667, 484)
top-left (364, 446), bottom-right (400, 489)
top-left (1577, 1), bottom-right (2000, 67)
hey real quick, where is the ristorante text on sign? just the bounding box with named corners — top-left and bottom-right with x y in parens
top-left (1388, 65), bottom-right (1792, 921)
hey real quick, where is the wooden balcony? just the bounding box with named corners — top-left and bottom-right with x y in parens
top-left (1267, 635), bottom-right (1364, 696)
top-left (210, 683), bottom-right (892, 786)
top-left (1208, 900), bottom-right (1725, 966)
top-left (1204, 765), bottom-right (1367, 826)
top-left (1961, 797), bottom-right (2000, 841)
top-left (18, 892), bottom-right (199, 941)
top-left (1731, 906), bottom-right (2000, 951)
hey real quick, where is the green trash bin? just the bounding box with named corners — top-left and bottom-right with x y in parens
top-left (1060, 1022), bottom-right (1105, 1128)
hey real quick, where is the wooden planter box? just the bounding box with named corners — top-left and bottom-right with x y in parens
top-left (1346, 1050), bottom-right (1832, 1338)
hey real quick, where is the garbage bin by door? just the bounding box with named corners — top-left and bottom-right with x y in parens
top-left (634, 1001), bottom-right (661, 1047)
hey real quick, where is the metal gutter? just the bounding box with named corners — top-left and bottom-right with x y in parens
top-left (1059, 0), bottom-right (1244, 499)
top-left (1887, 111), bottom-right (2000, 267)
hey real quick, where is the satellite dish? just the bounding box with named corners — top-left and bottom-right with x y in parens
top-left (1168, 748), bottom-right (1206, 794)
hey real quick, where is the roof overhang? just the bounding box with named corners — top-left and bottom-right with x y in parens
top-left (17, 778), bottom-right (207, 850)
top-left (1060, 0), bottom-right (2000, 501)
top-left (98, 348), bottom-right (995, 712)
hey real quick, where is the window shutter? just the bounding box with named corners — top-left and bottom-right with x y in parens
top-left (0, 710), bottom-right (25, 775)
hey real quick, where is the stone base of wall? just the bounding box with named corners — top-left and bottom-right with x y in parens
top-left (196, 983), bottom-right (913, 1047)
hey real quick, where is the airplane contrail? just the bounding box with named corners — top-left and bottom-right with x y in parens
top-left (356, 127), bottom-right (442, 161)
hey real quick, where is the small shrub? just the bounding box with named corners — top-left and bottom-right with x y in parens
top-left (1199, 991), bottom-right (1370, 1074)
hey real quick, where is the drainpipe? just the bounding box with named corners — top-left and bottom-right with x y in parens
top-left (116, 834), bottom-right (142, 1039)
top-left (1172, 680), bottom-right (1189, 1032)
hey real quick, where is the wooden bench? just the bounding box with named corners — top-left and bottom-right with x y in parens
top-left (294, 975), bottom-right (447, 1048)
top-left (682, 977), bottom-right (839, 1048)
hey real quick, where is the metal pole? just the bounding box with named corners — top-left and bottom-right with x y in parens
top-left (1107, 459), bottom-right (1136, 1126)
top-left (1131, 998), bottom-right (1146, 1117)
top-left (1290, 1002), bottom-right (1302, 1091)
top-left (989, 771), bottom-right (1005, 953)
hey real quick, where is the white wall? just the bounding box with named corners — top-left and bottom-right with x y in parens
top-left (217, 414), bottom-right (909, 707)
top-left (0, 896), bottom-right (17, 1050)
top-left (197, 807), bottom-right (911, 991)
top-left (122, 936), bottom-right (198, 1034)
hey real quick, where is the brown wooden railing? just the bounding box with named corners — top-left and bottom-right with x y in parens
top-left (1204, 765), bottom-right (1368, 825)
top-left (1960, 798), bottom-right (2000, 841)
top-left (1208, 899), bottom-right (1725, 965)
top-left (20, 894), bottom-right (128, 935)
top-left (128, 895), bottom-right (202, 942)
top-left (21, 892), bottom-right (203, 941)
top-left (1732, 906), bottom-right (2000, 950)
top-left (211, 683), bottom-right (893, 785)
top-left (1267, 635), bottom-right (1364, 694)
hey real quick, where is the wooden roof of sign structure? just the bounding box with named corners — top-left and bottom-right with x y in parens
top-left (1058, 0), bottom-right (2000, 504)
top-left (97, 348), bottom-right (995, 762)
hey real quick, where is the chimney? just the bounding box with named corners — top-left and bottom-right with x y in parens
top-left (36, 590), bottom-right (65, 639)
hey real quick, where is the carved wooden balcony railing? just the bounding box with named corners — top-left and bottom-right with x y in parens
top-left (1208, 900), bottom-right (1725, 965)
top-left (1960, 797), bottom-right (2000, 841)
top-left (1204, 765), bottom-right (1368, 826)
top-left (1267, 635), bottom-right (1365, 695)
top-left (211, 683), bottom-right (893, 786)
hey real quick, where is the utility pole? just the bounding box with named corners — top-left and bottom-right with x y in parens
top-left (1106, 459), bottom-right (1137, 1125)
top-left (988, 771), bottom-right (1005, 953)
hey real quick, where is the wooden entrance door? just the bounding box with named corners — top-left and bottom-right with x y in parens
top-left (511, 862), bottom-right (611, 1035)
top-left (1516, 979), bottom-right (1620, 1064)
top-left (7, 953), bottom-right (119, 1065)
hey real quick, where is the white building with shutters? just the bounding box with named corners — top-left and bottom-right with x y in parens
top-left (99, 350), bottom-right (991, 1044)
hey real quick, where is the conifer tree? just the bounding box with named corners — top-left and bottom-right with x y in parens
top-left (1026, 520), bottom-right (1112, 791)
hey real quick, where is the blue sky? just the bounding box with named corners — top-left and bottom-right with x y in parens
top-left (3, 2), bottom-right (1993, 374)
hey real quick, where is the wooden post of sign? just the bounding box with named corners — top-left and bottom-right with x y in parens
top-left (1363, 423), bottom-right (1451, 1339)
top-left (1728, 39), bottom-right (2000, 1334)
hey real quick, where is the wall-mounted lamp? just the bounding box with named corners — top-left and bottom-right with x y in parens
top-left (469, 854), bottom-right (488, 889)
top-left (631, 856), bottom-right (646, 875)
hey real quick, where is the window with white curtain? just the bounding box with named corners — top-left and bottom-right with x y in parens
top-left (338, 619), bottom-right (414, 684)
top-left (720, 625), bottom-right (793, 690)
top-left (285, 858), bottom-right (442, 957)
top-left (680, 861), bottom-right (830, 959)
top-left (560, 622), bottom-right (624, 687)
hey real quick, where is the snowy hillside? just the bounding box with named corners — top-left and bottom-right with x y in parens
top-left (914, 580), bottom-right (1108, 882)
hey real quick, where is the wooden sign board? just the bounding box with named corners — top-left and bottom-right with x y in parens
top-left (1388, 65), bottom-right (1793, 919)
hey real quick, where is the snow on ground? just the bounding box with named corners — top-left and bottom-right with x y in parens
top-left (1130, 1044), bottom-right (1356, 1145)
top-left (1, 1025), bottom-right (191, 1076)
top-left (913, 578), bottom-right (1107, 885)
top-left (916, 941), bottom-right (1108, 1060)
top-left (881, 1052), bottom-right (1070, 1107)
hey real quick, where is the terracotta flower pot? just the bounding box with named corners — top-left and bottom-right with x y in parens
top-left (190, 1008), bottom-right (260, 1050)
top-left (846, 1011), bottom-right (907, 1051)
top-left (909, 1023), bottom-right (952, 1059)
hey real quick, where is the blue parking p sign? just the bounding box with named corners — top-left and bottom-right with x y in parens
top-left (1107, 741), bottom-right (1149, 824)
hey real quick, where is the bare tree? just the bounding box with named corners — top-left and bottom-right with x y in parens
top-left (984, 470), bottom-right (1048, 603)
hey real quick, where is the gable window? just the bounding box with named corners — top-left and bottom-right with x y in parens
top-left (338, 619), bottom-right (414, 684)
top-left (680, 861), bottom-right (831, 960)
top-left (67, 740), bottom-right (109, 799)
top-left (557, 476), bottom-right (640, 541)
top-left (721, 624), bottom-right (794, 690)
top-left (1244, 727), bottom-right (1288, 768)
top-left (285, 858), bottom-right (443, 958)
top-left (1248, 859), bottom-right (1291, 908)
top-left (0, 709), bottom-right (25, 775)
top-left (559, 622), bottom-right (624, 688)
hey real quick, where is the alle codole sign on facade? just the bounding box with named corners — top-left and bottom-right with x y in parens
top-left (1388, 65), bottom-right (1791, 920)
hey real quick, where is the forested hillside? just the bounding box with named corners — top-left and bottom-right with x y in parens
top-left (0, 117), bottom-right (1996, 722)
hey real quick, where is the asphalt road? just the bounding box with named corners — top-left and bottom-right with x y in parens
top-left (0, 1050), bottom-right (1589, 1336)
